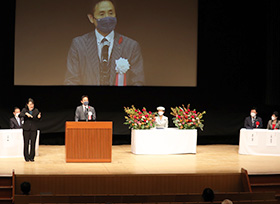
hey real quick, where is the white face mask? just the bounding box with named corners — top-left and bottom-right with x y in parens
top-left (272, 116), bottom-right (276, 121)
top-left (15, 113), bottom-right (20, 117)
top-left (158, 112), bottom-right (164, 116)
top-left (250, 112), bottom-right (256, 117)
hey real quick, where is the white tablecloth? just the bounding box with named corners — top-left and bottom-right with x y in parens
top-left (131, 128), bottom-right (197, 154)
top-left (239, 128), bottom-right (280, 156)
top-left (0, 129), bottom-right (40, 158)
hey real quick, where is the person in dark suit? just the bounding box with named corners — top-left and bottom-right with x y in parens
top-left (19, 98), bottom-right (41, 162)
top-left (75, 95), bottom-right (96, 121)
top-left (10, 107), bottom-right (22, 129)
top-left (267, 111), bottom-right (280, 130)
top-left (64, 0), bottom-right (144, 86)
top-left (244, 107), bottom-right (263, 129)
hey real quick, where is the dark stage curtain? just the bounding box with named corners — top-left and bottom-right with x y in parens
top-left (265, 0), bottom-right (280, 106)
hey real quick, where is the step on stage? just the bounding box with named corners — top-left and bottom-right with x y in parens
top-left (1, 145), bottom-right (280, 175)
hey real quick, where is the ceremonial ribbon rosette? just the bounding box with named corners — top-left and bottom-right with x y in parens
top-left (115, 57), bottom-right (130, 86)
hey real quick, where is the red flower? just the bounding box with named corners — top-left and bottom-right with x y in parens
top-left (256, 121), bottom-right (260, 126)
top-left (119, 36), bottom-right (123, 44)
top-left (138, 112), bottom-right (142, 115)
top-left (149, 111), bottom-right (152, 114)
top-left (191, 115), bottom-right (195, 118)
top-left (193, 110), bottom-right (196, 113)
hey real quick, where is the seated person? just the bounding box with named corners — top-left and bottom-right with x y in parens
top-left (244, 107), bottom-right (263, 129)
top-left (75, 95), bottom-right (96, 121)
top-left (221, 199), bottom-right (233, 204)
top-left (267, 111), bottom-right (280, 130)
top-left (10, 107), bottom-right (22, 129)
top-left (155, 106), bottom-right (168, 129)
top-left (202, 187), bottom-right (215, 202)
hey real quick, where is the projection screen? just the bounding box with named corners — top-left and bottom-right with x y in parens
top-left (15, 0), bottom-right (198, 86)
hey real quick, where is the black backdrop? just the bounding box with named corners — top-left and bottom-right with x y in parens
top-left (1, 0), bottom-right (280, 145)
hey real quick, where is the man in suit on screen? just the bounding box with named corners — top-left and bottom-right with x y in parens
top-left (10, 107), bottom-right (22, 129)
top-left (75, 95), bottom-right (96, 121)
top-left (65, 0), bottom-right (145, 86)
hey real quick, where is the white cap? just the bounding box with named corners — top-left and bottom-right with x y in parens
top-left (157, 106), bottom-right (165, 111)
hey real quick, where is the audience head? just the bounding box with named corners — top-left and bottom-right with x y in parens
top-left (13, 107), bottom-right (20, 117)
top-left (26, 98), bottom-right (35, 111)
top-left (272, 111), bottom-right (279, 121)
top-left (20, 181), bottom-right (31, 195)
top-left (250, 107), bottom-right (257, 118)
top-left (221, 199), bottom-right (233, 204)
top-left (81, 95), bottom-right (89, 106)
top-left (202, 187), bottom-right (215, 202)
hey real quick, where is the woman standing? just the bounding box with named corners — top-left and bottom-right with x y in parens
top-left (20, 98), bottom-right (41, 162)
top-left (267, 111), bottom-right (280, 130)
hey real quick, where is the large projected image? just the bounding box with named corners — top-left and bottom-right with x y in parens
top-left (15, 0), bottom-right (198, 86)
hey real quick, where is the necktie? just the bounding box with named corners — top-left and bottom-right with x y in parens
top-left (100, 38), bottom-right (110, 85)
top-left (17, 117), bottom-right (21, 126)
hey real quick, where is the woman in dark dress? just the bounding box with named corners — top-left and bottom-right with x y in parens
top-left (20, 98), bottom-right (41, 162)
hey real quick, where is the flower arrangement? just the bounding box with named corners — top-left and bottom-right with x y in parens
top-left (171, 104), bottom-right (206, 130)
top-left (124, 105), bottom-right (156, 129)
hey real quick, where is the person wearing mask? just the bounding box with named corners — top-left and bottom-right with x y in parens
top-left (267, 111), bottom-right (280, 130)
top-left (244, 107), bottom-right (263, 129)
top-left (155, 106), bottom-right (168, 129)
top-left (64, 0), bottom-right (144, 86)
top-left (75, 95), bottom-right (96, 121)
top-left (10, 107), bottom-right (22, 129)
top-left (20, 98), bottom-right (41, 162)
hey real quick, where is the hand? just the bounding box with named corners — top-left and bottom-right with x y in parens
top-left (37, 112), bottom-right (41, 119)
top-left (25, 112), bottom-right (33, 118)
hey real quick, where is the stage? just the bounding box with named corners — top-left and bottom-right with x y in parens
top-left (1, 145), bottom-right (280, 175)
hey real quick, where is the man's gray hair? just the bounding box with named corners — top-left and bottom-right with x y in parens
top-left (221, 199), bottom-right (233, 204)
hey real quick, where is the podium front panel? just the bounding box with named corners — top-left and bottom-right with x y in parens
top-left (65, 122), bottom-right (112, 163)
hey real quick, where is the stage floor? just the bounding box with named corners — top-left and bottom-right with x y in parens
top-left (1, 145), bottom-right (280, 175)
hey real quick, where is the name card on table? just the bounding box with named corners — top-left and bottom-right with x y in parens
top-left (266, 133), bottom-right (277, 146)
top-left (248, 133), bottom-right (258, 146)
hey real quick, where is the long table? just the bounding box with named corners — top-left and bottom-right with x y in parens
top-left (131, 128), bottom-right (197, 154)
top-left (239, 128), bottom-right (280, 156)
top-left (0, 129), bottom-right (40, 158)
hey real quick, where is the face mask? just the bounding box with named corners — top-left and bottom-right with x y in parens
top-left (15, 113), bottom-right (20, 117)
top-left (96, 17), bottom-right (117, 34)
top-left (158, 112), bottom-right (164, 116)
top-left (250, 112), bottom-right (256, 117)
top-left (272, 116), bottom-right (276, 121)
top-left (84, 101), bottom-right (89, 106)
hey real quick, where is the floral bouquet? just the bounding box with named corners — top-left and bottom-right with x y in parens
top-left (124, 105), bottom-right (157, 129)
top-left (171, 104), bottom-right (206, 130)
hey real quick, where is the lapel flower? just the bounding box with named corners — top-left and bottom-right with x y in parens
top-left (119, 36), bottom-right (123, 44)
top-left (115, 57), bottom-right (130, 74)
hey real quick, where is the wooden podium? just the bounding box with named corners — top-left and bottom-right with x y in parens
top-left (65, 121), bottom-right (112, 163)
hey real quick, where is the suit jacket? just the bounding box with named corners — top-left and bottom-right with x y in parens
top-left (75, 105), bottom-right (96, 121)
top-left (10, 117), bottom-right (22, 129)
top-left (267, 120), bottom-right (280, 129)
top-left (19, 108), bottom-right (41, 131)
top-left (155, 116), bottom-right (169, 128)
top-left (65, 31), bottom-right (145, 86)
top-left (244, 116), bottom-right (263, 129)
